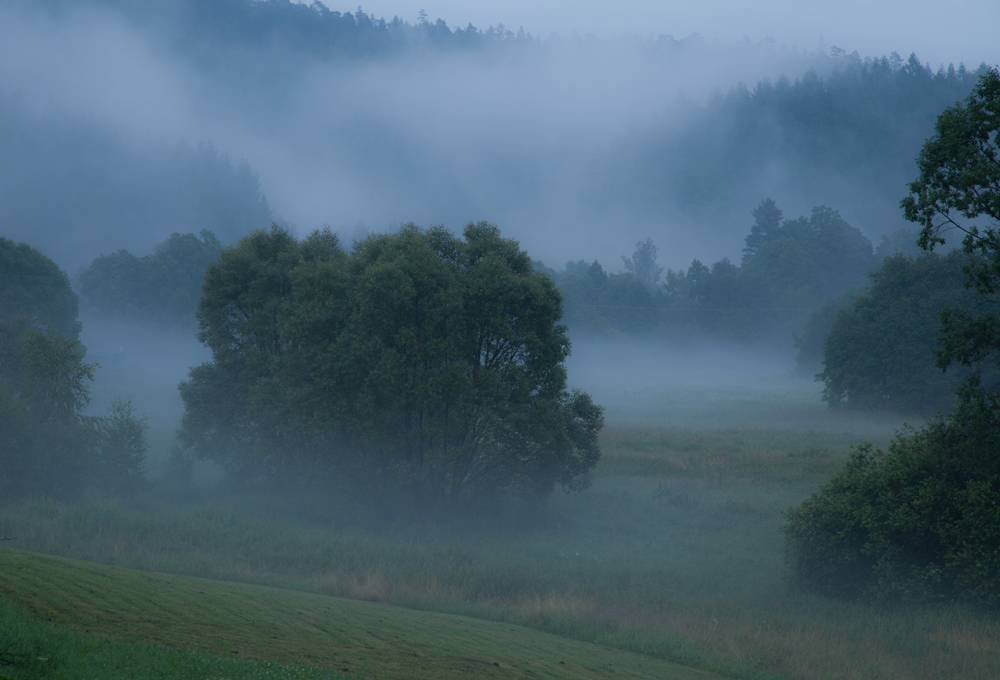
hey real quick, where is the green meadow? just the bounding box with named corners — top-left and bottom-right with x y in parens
top-left (2, 357), bottom-right (999, 679)
top-left (0, 550), bottom-right (718, 680)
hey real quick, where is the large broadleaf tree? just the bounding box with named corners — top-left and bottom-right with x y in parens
top-left (179, 222), bottom-right (603, 513)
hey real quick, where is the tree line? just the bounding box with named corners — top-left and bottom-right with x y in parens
top-left (76, 194), bottom-right (982, 419)
top-left (6, 65), bottom-right (1000, 610)
top-left (22, 0), bottom-right (535, 64)
top-left (80, 230), bottom-right (222, 328)
top-left (3, 224), bottom-right (603, 516)
top-left (545, 202), bottom-right (875, 343)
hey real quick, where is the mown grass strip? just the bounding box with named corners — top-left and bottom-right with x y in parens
top-left (0, 548), bottom-right (723, 680)
top-left (0, 595), bottom-right (347, 680)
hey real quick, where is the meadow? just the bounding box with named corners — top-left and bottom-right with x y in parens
top-left (2, 344), bottom-right (999, 679)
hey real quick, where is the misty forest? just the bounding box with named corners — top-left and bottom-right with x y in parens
top-left (2, 1), bottom-right (1000, 678)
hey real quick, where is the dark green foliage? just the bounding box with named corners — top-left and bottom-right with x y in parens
top-left (556, 260), bottom-right (656, 337)
top-left (180, 223), bottom-right (603, 512)
top-left (0, 321), bottom-right (95, 500)
top-left (0, 243), bottom-right (147, 499)
top-left (96, 397), bottom-right (149, 495)
top-left (0, 241), bottom-right (97, 499)
top-left (784, 391), bottom-right (1000, 606)
top-left (557, 260), bottom-right (611, 333)
top-left (793, 291), bottom-right (859, 375)
top-left (662, 257), bottom-right (754, 341)
top-left (0, 237), bottom-right (79, 339)
top-left (785, 68), bottom-right (1000, 610)
top-left (0, 321), bottom-right (148, 501)
top-left (600, 272), bottom-right (657, 334)
top-left (549, 203), bottom-right (875, 343)
top-left (817, 252), bottom-right (976, 413)
top-left (742, 206), bottom-right (875, 304)
top-left (902, 67), bottom-right (1000, 385)
top-left (79, 230), bottom-right (222, 327)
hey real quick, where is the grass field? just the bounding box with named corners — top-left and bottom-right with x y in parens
top-left (0, 549), bottom-right (721, 680)
top-left (3, 422), bottom-right (999, 679)
top-left (3, 342), bottom-right (998, 679)
top-left (0, 593), bottom-right (347, 680)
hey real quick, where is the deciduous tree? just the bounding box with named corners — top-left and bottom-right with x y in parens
top-left (179, 223), bottom-right (603, 513)
top-left (902, 66), bottom-right (1000, 383)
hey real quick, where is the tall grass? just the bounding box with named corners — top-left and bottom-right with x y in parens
top-left (3, 423), bottom-right (997, 679)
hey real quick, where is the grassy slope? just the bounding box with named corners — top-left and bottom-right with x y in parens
top-left (5, 423), bottom-right (999, 679)
top-left (0, 548), bottom-right (722, 680)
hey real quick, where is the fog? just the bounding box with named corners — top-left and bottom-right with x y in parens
top-left (2, 8), bottom-right (994, 674)
top-left (2, 1), bottom-right (997, 278)
top-left (364, 0), bottom-right (1000, 69)
top-left (0, 0), bottom-right (901, 274)
top-left (563, 337), bottom-right (914, 436)
top-left (1, 0), bottom-right (984, 454)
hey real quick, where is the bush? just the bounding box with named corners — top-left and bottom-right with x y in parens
top-left (783, 389), bottom-right (1000, 606)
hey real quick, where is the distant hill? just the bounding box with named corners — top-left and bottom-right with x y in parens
top-left (0, 0), bottom-right (988, 272)
top-left (0, 91), bottom-right (272, 270)
top-left (592, 53), bottom-right (985, 240)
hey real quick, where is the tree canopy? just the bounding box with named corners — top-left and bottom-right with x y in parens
top-left (784, 391), bottom-right (1000, 606)
top-left (621, 238), bottom-right (664, 292)
top-left (79, 230), bottom-right (223, 327)
top-left (902, 66), bottom-right (1000, 386)
top-left (817, 251), bottom-right (976, 414)
top-left (0, 237), bottom-right (80, 339)
top-left (665, 202), bottom-right (874, 342)
top-left (179, 223), bottom-right (603, 513)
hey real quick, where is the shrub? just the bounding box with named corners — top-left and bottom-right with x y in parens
top-left (783, 389), bottom-right (1000, 606)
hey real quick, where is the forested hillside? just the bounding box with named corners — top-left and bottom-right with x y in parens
top-left (594, 53), bottom-right (985, 238)
top-left (0, 91), bottom-right (272, 269)
top-left (3, 0), bottom-right (983, 275)
top-left (24, 0), bottom-right (530, 60)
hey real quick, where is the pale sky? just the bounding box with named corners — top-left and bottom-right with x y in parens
top-left (348, 0), bottom-right (1000, 69)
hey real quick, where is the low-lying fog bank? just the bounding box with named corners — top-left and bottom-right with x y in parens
top-left (565, 338), bottom-right (913, 436)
